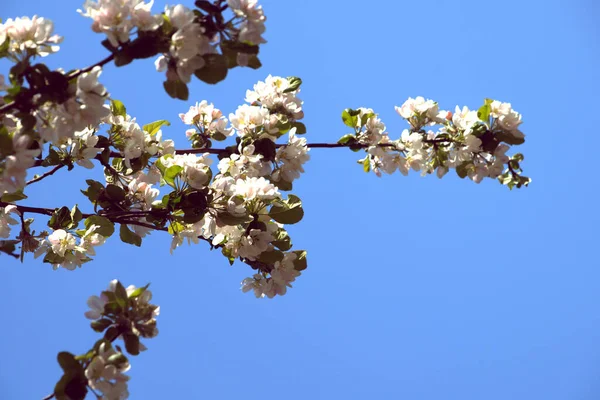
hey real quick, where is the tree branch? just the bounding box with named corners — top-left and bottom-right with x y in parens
top-left (26, 164), bottom-right (65, 185)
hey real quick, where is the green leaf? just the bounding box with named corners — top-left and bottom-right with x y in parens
top-left (70, 205), bottom-right (83, 228)
top-left (258, 250), bottom-right (284, 265)
top-left (107, 352), bottom-right (129, 368)
top-left (120, 224), bottom-right (142, 247)
top-left (194, 54), bottom-right (228, 84)
top-left (0, 36), bottom-right (9, 58)
top-left (104, 326), bottom-right (121, 341)
top-left (48, 206), bottom-right (72, 230)
top-left (81, 180), bottom-right (105, 203)
top-left (54, 373), bottom-right (87, 400)
top-left (57, 352), bottom-right (79, 371)
top-left (337, 134), bottom-right (356, 145)
top-left (285, 77), bottom-right (302, 93)
top-left (216, 212), bottom-right (253, 226)
top-left (143, 120), bottom-right (171, 136)
top-left (269, 195), bottom-right (304, 225)
top-left (291, 121), bottom-right (306, 134)
top-left (456, 162), bottom-right (470, 179)
top-left (342, 109), bottom-right (359, 128)
top-left (0, 190), bottom-right (27, 202)
top-left (0, 125), bottom-right (14, 156)
top-left (292, 250), bottom-right (307, 271)
top-left (163, 165), bottom-right (183, 187)
top-left (273, 178), bottom-right (292, 191)
top-left (43, 251), bottom-right (64, 265)
top-left (272, 230), bottom-right (292, 251)
top-left (246, 55), bottom-right (262, 69)
top-left (163, 80), bottom-right (189, 100)
top-left (123, 332), bottom-right (140, 356)
top-left (41, 147), bottom-right (62, 167)
top-left (129, 283), bottom-right (150, 299)
top-left (360, 112), bottom-right (375, 126)
top-left (90, 318), bottom-right (113, 333)
top-left (363, 157), bottom-right (371, 173)
top-left (114, 51), bottom-right (134, 67)
top-left (114, 281), bottom-right (128, 301)
top-left (105, 184), bottom-right (126, 202)
top-left (495, 130), bottom-right (525, 145)
top-left (84, 215), bottom-right (115, 237)
top-left (110, 99), bottom-right (126, 117)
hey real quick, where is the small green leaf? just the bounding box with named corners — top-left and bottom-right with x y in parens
top-left (54, 373), bottom-right (87, 400)
top-left (90, 318), bottom-right (113, 333)
top-left (456, 162), bottom-right (470, 179)
top-left (129, 283), bottom-right (150, 299)
top-left (0, 190), bottom-right (27, 202)
top-left (57, 352), bottom-right (83, 373)
top-left (123, 332), bottom-right (140, 356)
top-left (246, 55), bottom-right (262, 69)
top-left (269, 195), bottom-right (304, 225)
top-left (363, 157), bottom-right (371, 173)
top-left (194, 54), bottom-right (228, 84)
top-left (258, 250), bottom-right (284, 265)
top-left (495, 130), bottom-right (525, 145)
top-left (284, 77), bottom-right (302, 93)
top-left (110, 99), bottom-right (126, 117)
top-left (216, 212), bottom-right (253, 226)
top-left (48, 207), bottom-right (72, 230)
top-left (70, 205), bottom-right (83, 228)
top-left (163, 80), bottom-right (189, 100)
top-left (292, 250), bottom-right (307, 271)
top-left (107, 352), bottom-right (129, 368)
top-left (272, 230), bottom-right (292, 251)
top-left (120, 224), bottom-right (142, 247)
top-left (105, 184), bottom-right (126, 202)
top-left (81, 180), bottom-right (105, 203)
top-left (273, 178), bottom-right (292, 191)
top-left (41, 147), bottom-right (62, 167)
top-left (114, 281), bottom-right (128, 301)
top-left (291, 121), bottom-right (306, 134)
top-left (337, 134), bottom-right (356, 145)
top-left (84, 215), bottom-right (115, 237)
top-left (143, 120), bottom-right (171, 136)
top-left (104, 326), bottom-right (121, 341)
top-left (342, 109), bottom-right (359, 128)
top-left (163, 165), bottom-right (183, 187)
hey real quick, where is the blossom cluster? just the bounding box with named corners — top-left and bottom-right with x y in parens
top-left (0, 204), bottom-right (19, 238)
top-left (78, 0), bottom-right (163, 47)
top-left (78, 0), bottom-right (268, 86)
top-left (228, 0), bottom-right (267, 46)
top-left (0, 15), bottom-right (63, 59)
top-left (341, 97), bottom-right (530, 188)
top-left (154, 4), bottom-right (215, 83)
top-left (0, 66), bottom-right (110, 196)
top-left (52, 280), bottom-right (158, 400)
top-left (35, 224), bottom-right (107, 270)
top-left (5, 74), bottom-right (309, 298)
top-left (85, 342), bottom-right (131, 400)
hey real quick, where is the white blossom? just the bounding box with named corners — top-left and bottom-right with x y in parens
top-left (0, 205), bottom-right (20, 238)
top-left (274, 128), bottom-right (310, 183)
top-left (85, 342), bottom-right (130, 400)
top-left (1, 15), bottom-right (62, 56)
top-left (227, 0), bottom-right (266, 44)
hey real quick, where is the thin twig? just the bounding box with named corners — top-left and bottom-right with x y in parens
top-left (26, 164), bottom-right (65, 185)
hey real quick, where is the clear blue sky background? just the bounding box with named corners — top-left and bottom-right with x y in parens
top-left (1, 0), bottom-right (599, 399)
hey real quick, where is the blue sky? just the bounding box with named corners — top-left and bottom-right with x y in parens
top-left (1, 0), bottom-right (599, 399)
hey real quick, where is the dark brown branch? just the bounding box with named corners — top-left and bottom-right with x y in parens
top-left (26, 164), bottom-right (65, 185)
